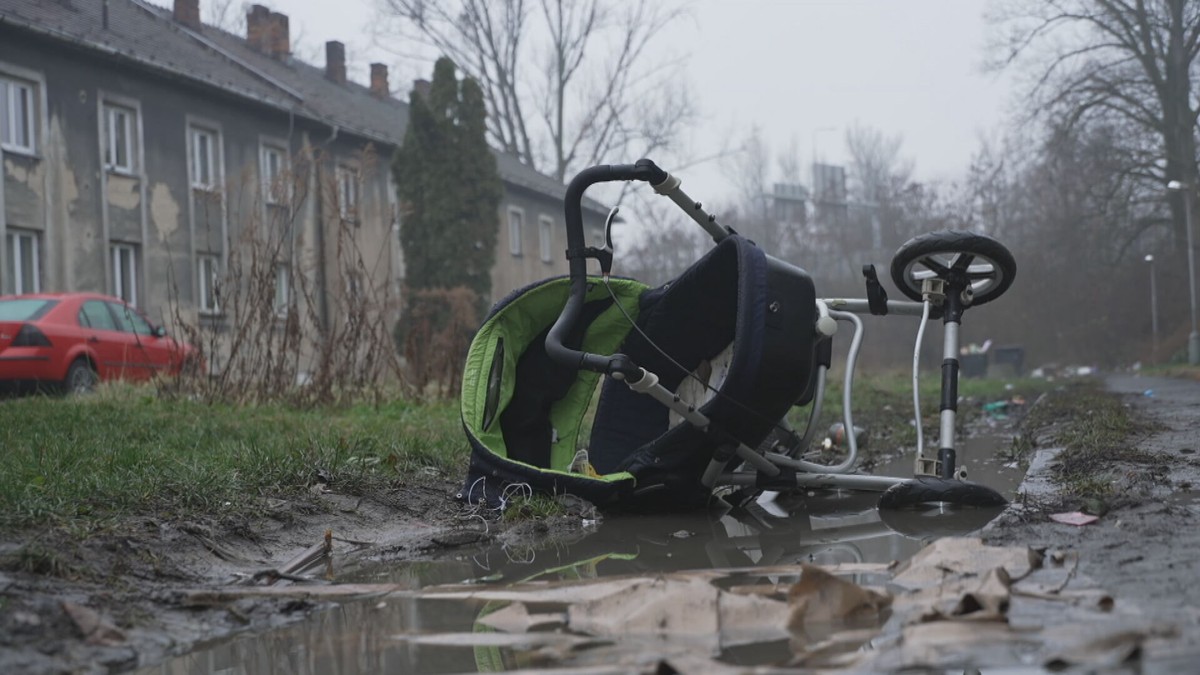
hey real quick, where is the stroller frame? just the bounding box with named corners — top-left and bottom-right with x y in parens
top-left (465, 159), bottom-right (1014, 511)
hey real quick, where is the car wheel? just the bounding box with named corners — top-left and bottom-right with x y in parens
top-left (64, 359), bottom-right (98, 395)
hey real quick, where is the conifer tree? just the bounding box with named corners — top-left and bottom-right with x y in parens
top-left (394, 57), bottom-right (502, 301)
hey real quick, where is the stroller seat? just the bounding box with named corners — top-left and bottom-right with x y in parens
top-left (461, 235), bottom-right (819, 512)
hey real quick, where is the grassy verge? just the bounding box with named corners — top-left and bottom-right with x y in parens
top-left (0, 384), bottom-right (465, 532)
top-left (0, 370), bottom-right (1056, 534)
top-left (783, 369), bottom-right (1056, 460)
top-left (1016, 379), bottom-right (1161, 503)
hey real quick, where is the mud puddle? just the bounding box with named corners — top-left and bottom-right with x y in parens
top-left (136, 437), bottom-right (1022, 674)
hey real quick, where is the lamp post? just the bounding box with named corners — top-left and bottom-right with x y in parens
top-left (1166, 180), bottom-right (1200, 365)
top-left (1146, 254), bottom-right (1159, 363)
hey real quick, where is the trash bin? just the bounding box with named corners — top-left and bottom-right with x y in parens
top-left (960, 353), bottom-right (988, 378)
top-left (991, 346), bottom-right (1025, 376)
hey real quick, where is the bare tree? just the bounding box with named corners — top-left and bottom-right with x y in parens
top-left (988, 0), bottom-right (1200, 254)
top-left (372, 0), bottom-right (696, 181)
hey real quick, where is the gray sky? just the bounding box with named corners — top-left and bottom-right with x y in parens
top-left (273, 0), bottom-right (1014, 201)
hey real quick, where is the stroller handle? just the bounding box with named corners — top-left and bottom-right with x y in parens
top-left (545, 160), bottom-right (669, 379)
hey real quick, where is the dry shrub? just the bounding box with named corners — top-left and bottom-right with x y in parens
top-left (399, 286), bottom-right (479, 398)
top-left (168, 144), bottom-right (407, 407)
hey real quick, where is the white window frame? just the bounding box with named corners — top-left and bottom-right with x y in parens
top-left (336, 164), bottom-right (360, 221)
top-left (111, 243), bottom-right (139, 307)
top-left (508, 207), bottom-right (524, 257)
top-left (538, 215), bottom-right (555, 264)
top-left (260, 143), bottom-right (288, 205)
top-left (273, 263), bottom-right (290, 316)
top-left (5, 230), bottom-right (40, 294)
top-left (103, 102), bottom-right (137, 173)
top-left (197, 254), bottom-right (220, 315)
top-left (189, 126), bottom-right (220, 190)
top-left (0, 75), bottom-right (36, 154)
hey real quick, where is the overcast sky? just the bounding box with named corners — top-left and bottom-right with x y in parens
top-left (270, 0), bottom-right (1015, 201)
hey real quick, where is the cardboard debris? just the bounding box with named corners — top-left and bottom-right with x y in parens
top-left (391, 537), bottom-right (1151, 672)
top-left (786, 564), bottom-right (891, 630)
top-left (392, 631), bottom-right (597, 650)
top-left (1042, 624), bottom-right (1177, 670)
top-left (61, 602), bottom-right (126, 647)
top-left (423, 577), bottom-right (646, 605)
top-left (891, 536), bottom-right (1041, 589)
top-left (476, 602), bottom-right (565, 632)
top-left (566, 575), bottom-right (791, 648)
top-left (1050, 511), bottom-right (1100, 526)
top-left (896, 566), bottom-right (1012, 624)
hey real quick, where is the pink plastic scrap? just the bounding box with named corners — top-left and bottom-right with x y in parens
top-left (1049, 511), bottom-right (1100, 526)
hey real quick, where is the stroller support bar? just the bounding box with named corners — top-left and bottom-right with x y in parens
top-left (651, 171), bottom-right (731, 243)
top-left (823, 298), bottom-right (928, 317)
top-left (719, 471), bottom-right (906, 492)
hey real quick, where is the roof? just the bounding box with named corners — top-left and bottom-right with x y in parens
top-left (0, 0), bottom-right (605, 211)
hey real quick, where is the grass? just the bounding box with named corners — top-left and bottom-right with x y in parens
top-left (781, 369), bottom-right (1056, 458)
top-left (0, 370), bottom-right (1057, 534)
top-left (1015, 379), bottom-right (1162, 502)
top-left (0, 384), bottom-right (465, 531)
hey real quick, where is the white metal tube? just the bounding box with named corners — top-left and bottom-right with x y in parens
top-left (940, 320), bottom-right (960, 452)
top-left (913, 300), bottom-right (931, 461)
top-left (821, 298), bottom-right (929, 316)
top-left (781, 311), bottom-right (862, 474)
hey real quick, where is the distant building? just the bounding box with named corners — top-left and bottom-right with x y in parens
top-left (0, 0), bottom-right (605, 356)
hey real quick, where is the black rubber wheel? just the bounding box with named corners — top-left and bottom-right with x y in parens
top-left (877, 476), bottom-right (1008, 510)
top-left (63, 359), bottom-right (98, 395)
top-left (890, 230), bottom-right (1016, 306)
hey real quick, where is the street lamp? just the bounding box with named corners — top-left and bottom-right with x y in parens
top-left (1165, 180), bottom-right (1200, 365)
top-left (1146, 254), bottom-right (1159, 363)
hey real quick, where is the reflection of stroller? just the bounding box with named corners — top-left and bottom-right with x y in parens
top-left (461, 159), bottom-right (1016, 513)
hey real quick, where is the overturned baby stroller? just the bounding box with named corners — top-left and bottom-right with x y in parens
top-left (461, 159), bottom-right (1016, 513)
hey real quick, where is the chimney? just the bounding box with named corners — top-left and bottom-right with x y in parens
top-left (174, 0), bottom-right (200, 30)
top-left (267, 11), bottom-right (290, 58)
top-left (370, 63), bottom-right (389, 98)
top-left (246, 5), bottom-right (270, 52)
top-left (411, 78), bottom-right (431, 100)
top-left (325, 41), bottom-right (346, 84)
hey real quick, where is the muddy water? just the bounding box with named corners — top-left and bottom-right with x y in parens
top-left (137, 435), bottom-right (1023, 675)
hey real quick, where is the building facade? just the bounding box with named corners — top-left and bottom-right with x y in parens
top-left (0, 0), bottom-right (604, 370)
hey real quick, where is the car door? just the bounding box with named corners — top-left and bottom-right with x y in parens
top-left (77, 300), bottom-right (130, 381)
top-left (105, 301), bottom-right (170, 381)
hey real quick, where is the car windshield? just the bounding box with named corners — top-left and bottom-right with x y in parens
top-left (0, 299), bottom-right (58, 321)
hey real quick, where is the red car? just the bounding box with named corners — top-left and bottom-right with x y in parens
top-left (0, 293), bottom-right (200, 394)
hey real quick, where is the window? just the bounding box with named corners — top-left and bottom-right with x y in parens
top-left (0, 76), bottom-right (35, 153)
top-left (273, 263), bottom-right (290, 315)
top-left (336, 165), bottom-right (359, 221)
top-left (260, 144), bottom-right (287, 204)
top-left (103, 103), bottom-right (137, 172)
top-left (5, 230), bottom-right (40, 294)
top-left (79, 300), bottom-right (118, 331)
top-left (111, 243), bottom-right (138, 307)
top-left (108, 301), bottom-right (153, 335)
top-left (197, 254), bottom-right (220, 314)
top-left (538, 215), bottom-right (554, 264)
top-left (190, 126), bottom-right (219, 190)
top-left (508, 207), bottom-right (524, 257)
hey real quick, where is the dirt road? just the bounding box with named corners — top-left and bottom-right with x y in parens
top-left (985, 373), bottom-right (1200, 666)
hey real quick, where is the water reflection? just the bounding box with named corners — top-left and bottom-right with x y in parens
top-left (140, 438), bottom-right (1021, 674)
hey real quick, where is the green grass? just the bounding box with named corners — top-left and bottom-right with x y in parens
top-left (1017, 380), bottom-right (1160, 501)
top-left (781, 369), bottom-right (1055, 456)
top-left (0, 385), bottom-right (465, 530)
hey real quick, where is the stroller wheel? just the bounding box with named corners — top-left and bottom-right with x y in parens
top-left (891, 230), bottom-right (1016, 306)
top-left (877, 476), bottom-right (1008, 510)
